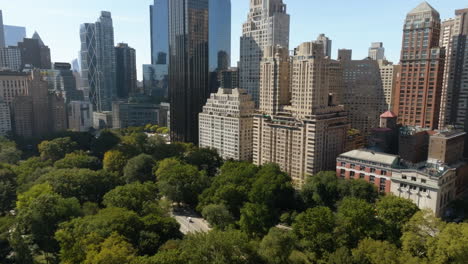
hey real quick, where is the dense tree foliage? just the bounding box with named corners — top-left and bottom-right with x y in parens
top-left (1, 126), bottom-right (467, 264)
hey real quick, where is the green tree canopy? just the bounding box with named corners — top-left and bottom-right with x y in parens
top-left (338, 179), bottom-right (379, 203)
top-left (376, 195), bottom-right (419, 245)
top-left (54, 151), bottom-right (101, 170)
top-left (427, 223), bottom-right (468, 264)
top-left (201, 204), bottom-right (235, 230)
top-left (91, 130), bottom-right (121, 158)
top-left (184, 147), bottom-right (223, 177)
top-left (258, 227), bottom-right (297, 264)
top-left (301, 171), bottom-right (340, 209)
top-left (103, 182), bottom-right (159, 214)
top-left (155, 158), bottom-right (209, 206)
top-left (239, 202), bottom-right (276, 237)
top-left (123, 154), bottom-right (156, 183)
top-left (0, 164), bottom-right (17, 214)
top-left (38, 137), bottom-right (79, 161)
top-left (13, 157), bottom-right (53, 193)
top-left (38, 168), bottom-right (121, 204)
top-left (352, 238), bottom-right (401, 264)
top-left (84, 233), bottom-right (137, 264)
top-left (103, 150), bottom-right (129, 174)
top-left (0, 137), bottom-right (22, 164)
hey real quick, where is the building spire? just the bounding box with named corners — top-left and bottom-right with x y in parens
top-left (31, 31), bottom-right (44, 46)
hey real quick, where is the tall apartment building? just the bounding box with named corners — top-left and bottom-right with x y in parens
top-left (316, 34), bottom-right (332, 58)
top-left (338, 49), bottom-right (352, 61)
top-left (220, 67), bottom-right (239, 89)
top-left (80, 11), bottom-right (116, 112)
top-left (368, 42), bottom-right (385, 60)
top-left (49, 93), bottom-right (67, 132)
top-left (18, 32), bottom-right (51, 69)
top-left (439, 9), bottom-right (468, 154)
top-left (3, 25), bottom-right (26, 47)
top-left (341, 57), bottom-right (387, 135)
top-left (0, 47), bottom-right (21, 71)
top-left (68, 101), bottom-right (93, 132)
top-left (0, 100), bottom-right (11, 136)
top-left (0, 10), bottom-right (5, 48)
top-left (115, 43), bottom-right (137, 99)
top-left (254, 42), bottom-right (348, 186)
top-left (239, 0), bottom-right (290, 106)
top-left (199, 88), bottom-right (255, 161)
top-left (394, 2), bottom-right (445, 130)
top-left (168, 0), bottom-right (209, 144)
top-left (378, 60), bottom-right (399, 111)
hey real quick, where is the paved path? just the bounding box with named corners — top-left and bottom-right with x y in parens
top-left (172, 207), bottom-right (211, 235)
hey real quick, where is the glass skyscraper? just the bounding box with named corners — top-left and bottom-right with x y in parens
top-left (209, 0), bottom-right (231, 72)
top-left (80, 11), bottom-right (116, 112)
top-left (0, 10), bottom-right (5, 48)
top-left (150, 0), bottom-right (169, 65)
top-left (169, 0), bottom-right (209, 144)
top-left (4, 25), bottom-right (26, 47)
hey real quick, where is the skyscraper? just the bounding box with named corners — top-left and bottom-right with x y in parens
top-left (18, 32), bottom-right (51, 69)
top-left (394, 2), bottom-right (445, 130)
top-left (80, 11), bottom-right (116, 112)
top-left (0, 47), bottom-right (21, 71)
top-left (4, 25), bottom-right (26, 47)
top-left (209, 0), bottom-right (231, 72)
top-left (41, 63), bottom-right (84, 104)
top-left (239, 0), bottom-right (290, 106)
top-left (0, 10), bottom-right (5, 48)
top-left (254, 42), bottom-right (348, 186)
top-left (168, 0), bottom-right (209, 144)
top-left (150, 0), bottom-right (169, 65)
top-left (115, 43), bottom-right (137, 99)
top-left (368, 42), bottom-right (385, 60)
top-left (316, 34), bottom-right (332, 58)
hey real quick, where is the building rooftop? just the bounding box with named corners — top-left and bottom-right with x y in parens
top-left (31, 31), bottom-right (45, 46)
top-left (409, 2), bottom-right (439, 15)
top-left (339, 149), bottom-right (399, 166)
top-left (380, 111), bottom-right (397, 118)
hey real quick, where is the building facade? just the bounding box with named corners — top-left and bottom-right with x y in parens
top-left (3, 25), bottom-right (26, 47)
top-left (143, 64), bottom-right (168, 102)
top-left (378, 60), bottom-right (398, 111)
top-left (199, 88), bottom-right (255, 161)
top-left (18, 32), bottom-right (51, 69)
top-left (368, 42), bottom-right (385, 60)
top-left (0, 100), bottom-right (11, 136)
top-left (209, 0), bottom-right (231, 72)
top-left (0, 47), bottom-right (21, 71)
top-left (168, 0), bottom-right (209, 144)
top-left (316, 34), bottom-right (332, 58)
top-left (112, 102), bottom-right (159, 129)
top-left (0, 10), bottom-right (5, 48)
top-left (239, 0), bottom-right (290, 106)
top-left (80, 11), bottom-right (116, 112)
top-left (0, 71), bottom-right (29, 106)
top-left (394, 2), bottom-right (445, 130)
top-left (115, 43), bottom-right (137, 99)
top-left (68, 101), bottom-right (93, 132)
top-left (254, 42), bottom-right (348, 186)
top-left (41, 63), bottom-right (84, 104)
top-left (93, 111), bottom-right (113, 130)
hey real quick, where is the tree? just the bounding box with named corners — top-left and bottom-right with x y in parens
top-left (16, 183), bottom-right (54, 210)
top-left (376, 195), bottom-right (419, 245)
top-left (184, 147), bottom-right (223, 177)
top-left (0, 165), bottom-right (17, 214)
top-left (338, 179), bottom-right (379, 203)
top-left (239, 203), bottom-right (276, 237)
top-left (352, 238), bottom-right (401, 264)
top-left (427, 223), bottom-right (468, 264)
top-left (258, 227), bottom-right (297, 264)
top-left (301, 171), bottom-right (340, 209)
top-left (138, 214), bottom-right (182, 255)
top-left (326, 247), bottom-right (353, 264)
top-left (38, 137), bottom-right (78, 161)
top-left (0, 137), bottom-right (21, 164)
top-left (103, 182), bottom-right (159, 214)
top-left (123, 154), bottom-right (155, 183)
top-left (91, 130), bottom-right (121, 157)
top-left (16, 192), bottom-right (82, 258)
top-left (201, 204), bottom-right (234, 230)
top-left (54, 151), bottom-right (101, 170)
top-left (84, 233), bottom-right (136, 264)
top-left (155, 158), bottom-right (209, 206)
top-left (178, 229), bottom-right (261, 264)
top-left (0, 216), bottom-right (15, 262)
top-left (38, 168), bottom-right (121, 204)
top-left (56, 207), bottom-right (144, 264)
top-left (335, 197), bottom-right (380, 248)
top-left (119, 133), bottom-right (148, 156)
top-left (103, 150), bottom-right (128, 174)
top-left (401, 209), bottom-right (446, 260)
top-left (13, 157), bottom-right (53, 193)
top-left (249, 163), bottom-right (295, 211)
top-left (292, 207), bottom-right (335, 257)
top-left (197, 161), bottom-right (258, 218)
top-left (147, 137), bottom-right (190, 161)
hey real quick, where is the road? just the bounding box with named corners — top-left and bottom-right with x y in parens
top-left (172, 207), bottom-right (211, 235)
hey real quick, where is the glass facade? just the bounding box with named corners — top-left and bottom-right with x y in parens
top-left (80, 11), bottom-right (116, 112)
top-left (4, 25), bottom-right (26, 47)
top-left (115, 43), bottom-right (137, 99)
top-left (209, 0), bottom-right (231, 72)
top-left (143, 64), bottom-right (168, 102)
top-left (0, 11), bottom-right (5, 48)
top-left (169, 0), bottom-right (209, 144)
top-left (150, 0), bottom-right (169, 65)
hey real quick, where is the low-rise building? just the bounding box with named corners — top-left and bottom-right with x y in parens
top-left (68, 101), bottom-right (93, 132)
top-left (93, 111), bottom-right (113, 130)
top-left (112, 101), bottom-right (159, 129)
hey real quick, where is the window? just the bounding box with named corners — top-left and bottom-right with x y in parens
top-left (360, 166), bottom-right (366, 171)
top-left (380, 178), bottom-right (387, 192)
top-left (420, 187), bottom-right (427, 193)
top-left (351, 164), bottom-right (356, 169)
top-left (370, 168), bottom-right (376, 173)
top-left (400, 183), bottom-right (408, 189)
top-left (370, 176), bottom-right (375, 183)
top-left (341, 162), bottom-right (346, 167)
top-left (340, 169), bottom-right (345, 178)
top-left (410, 185), bottom-right (417, 191)
top-left (360, 173), bottom-right (365, 179)
top-left (421, 179), bottom-right (426, 184)
top-left (350, 171), bottom-right (355, 178)
top-left (402, 175), bottom-right (407, 179)
top-left (381, 170), bottom-right (387, 176)
top-left (411, 177), bottom-right (417, 182)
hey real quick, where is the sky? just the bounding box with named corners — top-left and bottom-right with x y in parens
top-left (0, 0), bottom-right (466, 80)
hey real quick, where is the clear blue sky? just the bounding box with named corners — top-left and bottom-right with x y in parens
top-left (0, 0), bottom-right (466, 80)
